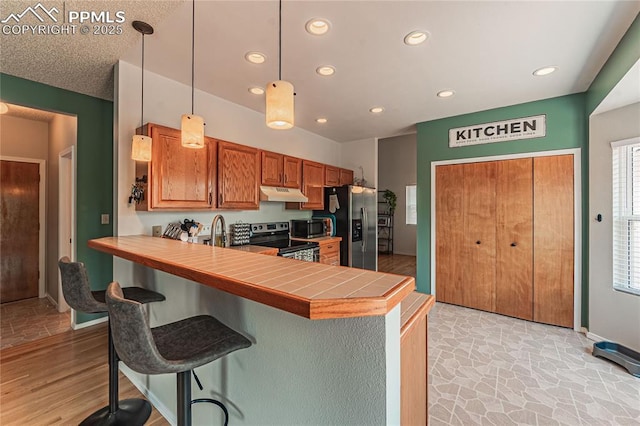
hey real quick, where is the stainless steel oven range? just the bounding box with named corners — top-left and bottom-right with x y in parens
top-left (249, 222), bottom-right (319, 262)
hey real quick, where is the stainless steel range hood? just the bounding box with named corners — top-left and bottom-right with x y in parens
top-left (260, 186), bottom-right (309, 203)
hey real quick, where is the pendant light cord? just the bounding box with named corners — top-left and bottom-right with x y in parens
top-left (278, 0), bottom-right (282, 81)
top-left (141, 33), bottom-right (145, 128)
top-left (191, 0), bottom-right (195, 115)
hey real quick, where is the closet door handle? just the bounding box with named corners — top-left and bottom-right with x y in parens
top-left (476, 240), bottom-right (481, 245)
top-left (510, 242), bottom-right (517, 247)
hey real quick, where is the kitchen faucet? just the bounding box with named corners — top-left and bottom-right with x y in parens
top-left (211, 214), bottom-right (226, 247)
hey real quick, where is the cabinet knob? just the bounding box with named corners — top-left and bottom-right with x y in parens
top-left (510, 242), bottom-right (517, 247)
top-left (476, 241), bottom-right (481, 245)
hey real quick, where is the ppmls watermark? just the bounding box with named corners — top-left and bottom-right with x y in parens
top-left (1, 2), bottom-right (126, 36)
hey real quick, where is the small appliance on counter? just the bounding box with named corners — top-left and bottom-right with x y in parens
top-left (312, 215), bottom-right (335, 237)
top-left (229, 222), bottom-right (251, 246)
top-left (290, 219), bottom-right (327, 239)
top-left (249, 222), bottom-right (319, 262)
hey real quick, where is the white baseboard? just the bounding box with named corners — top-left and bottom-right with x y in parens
top-left (72, 316), bottom-right (107, 330)
top-left (586, 331), bottom-right (606, 343)
top-left (46, 293), bottom-right (57, 307)
top-left (120, 365), bottom-right (175, 425)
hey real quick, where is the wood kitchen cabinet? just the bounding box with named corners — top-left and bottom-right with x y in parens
top-left (339, 168), bottom-right (354, 186)
top-left (135, 123), bottom-right (216, 210)
top-left (301, 160), bottom-right (325, 209)
top-left (218, 140), bottom-right (260, 209)
top-left (318, 237), bottom-right (341, 265)
top-left (261, 150), bottom-right (283, 187)
top-left (261, 151), bottom-right (302, 189)
top-left (283, 155), bottom-right (302, 188)
top-left (287, 160), bottom-right (325, 210)
top-left (324, 165), bottom-right (340, 186)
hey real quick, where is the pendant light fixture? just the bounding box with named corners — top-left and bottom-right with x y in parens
top-left (265, 0), bottom-right (294, 130)
top-left (181, 0), bottom-right (205, 148)
top-left (131, 21), bottom-right (153, 162)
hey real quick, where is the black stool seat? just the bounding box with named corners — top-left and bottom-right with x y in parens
top-left (106, 282), bottom-right (251, 426)
top-left (58, 257), bottom-right (165, 426)
top-left (93, 287), bottom-right (166, 306)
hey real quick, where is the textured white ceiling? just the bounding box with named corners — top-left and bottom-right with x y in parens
top-left (1, 1), bottom-right (639, 142)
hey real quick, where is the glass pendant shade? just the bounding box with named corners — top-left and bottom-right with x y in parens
top-left (131, 134), bottom-right (152, 161)
top-left (181, 114), bottom-right (205, 148)
top-left (265, 80), bottom-right (294, 129)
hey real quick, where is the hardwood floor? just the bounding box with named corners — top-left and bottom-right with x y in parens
top-left (378, 253), bottom-right (416, 277)
top-left (0, 323), bottom-right (168, 425)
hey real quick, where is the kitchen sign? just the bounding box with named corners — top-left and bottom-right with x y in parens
top-left (449, 115), bottom-right (546, 148)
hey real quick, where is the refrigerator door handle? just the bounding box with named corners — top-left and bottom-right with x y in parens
top-left (362, 207), bottom-right (367, 252)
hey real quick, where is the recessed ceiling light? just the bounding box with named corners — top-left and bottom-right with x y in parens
top-left (533, 66), bottom-right (558, 76)
top-left (316, 118), bottom-right (328, 124)
top-left (404, 30), bottom-right (429, 46)
top-left (248, 86), bottom-right (265, 95)
top-left (245, 51), bottom-right (266, 64)
top-left (305, 18), bottom-right (330, 35)
top-left (0, 102), bottom-right (8, 114)
top-left (437, 90), bottom-right (455, 98)
top-left (369, 107), bottom-right (384, 114)
top-left (316, 66), bottom-right (335, 76)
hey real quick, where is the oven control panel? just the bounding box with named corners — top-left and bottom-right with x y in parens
top-left (250, 222), bottom-right (289, 235)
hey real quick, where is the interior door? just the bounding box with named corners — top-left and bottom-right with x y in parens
top-left (496, 158), bottom-right (533, 320)
top-left (533, 155), bottom-right (574, 327)
top-left (1, 160), bottom-right (40, 303)
top-left (462, 161), bottom-right (497, 312)
top-left (435, 164), bottom-right (465, 305)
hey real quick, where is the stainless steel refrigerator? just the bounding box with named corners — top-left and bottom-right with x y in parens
top-left (315, 185), bottom-right (377, 271)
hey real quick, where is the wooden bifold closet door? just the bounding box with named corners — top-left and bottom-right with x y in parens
top-left (533, 155), bottom-right (574, 328)
top-left (435, 155), bottom-right (574, 327)
top-left (495, 158), bottom-right (533, 321)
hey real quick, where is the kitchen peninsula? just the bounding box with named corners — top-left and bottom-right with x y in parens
top-left (89, 235), bottom-right (433, 425)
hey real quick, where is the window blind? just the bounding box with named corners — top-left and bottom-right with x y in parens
top-left (612, 137), bottom-right (640, 296)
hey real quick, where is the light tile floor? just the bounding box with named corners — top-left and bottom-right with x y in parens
top-left (429, 302), bottom-right (640, 426)
top-left (0, 297), bottom-right (71, 350)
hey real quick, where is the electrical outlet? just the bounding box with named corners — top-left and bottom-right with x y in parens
top-left (201, 224), bottom-right (212, 234)
top-left (101, 214), bottom-right (110, 225)
top-left (152, 225), bottom-right (162, 237)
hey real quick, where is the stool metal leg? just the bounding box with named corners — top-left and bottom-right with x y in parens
top-left (79, 321), bottom-right (152, 426)
top-left (177, 370), bottom-right (192, 426)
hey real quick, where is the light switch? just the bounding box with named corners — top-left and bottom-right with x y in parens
top-left (101, 214), bottom-right (110, 225)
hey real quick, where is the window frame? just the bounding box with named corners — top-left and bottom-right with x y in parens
top-left (611, 137), bottom-right (640, 296)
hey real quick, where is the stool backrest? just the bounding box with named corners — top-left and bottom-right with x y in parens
top-left (58, 256), bottom-right (106, 313)
top-left (106, 281), bottom-right (172, 375)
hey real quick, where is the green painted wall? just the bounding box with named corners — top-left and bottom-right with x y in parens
top-left (587, 13), bottom-right (640, 115)
top-left (0, 73), bottom-right (113, 324)
top-left (416, 94), bottom-right (589, 324)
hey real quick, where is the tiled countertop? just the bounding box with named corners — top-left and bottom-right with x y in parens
top-left (89, 235), bottom-right (415, 320)
top-left (227, 245), bottom-right (278, 255)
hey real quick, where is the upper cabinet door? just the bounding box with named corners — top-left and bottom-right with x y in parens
top-left (339, 168), bottom-right (354, 186)
top-left (218, 140), bottom-right (260, 210)
top-left (324, 165), bottom-right (340, 186)
top-left (138, 123), bottom-right (215, 210)
top-left (301, 160), bottom-right (325, 210)
top-left (283, 155), bottom-right (302, 189)
top-left (261, 150), bottom-right (284, 186)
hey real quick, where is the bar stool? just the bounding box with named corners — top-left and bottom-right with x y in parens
top-left (105, 281), bottom-right (252, 426)
top-left (58, 257), bottom-right (166, 426)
